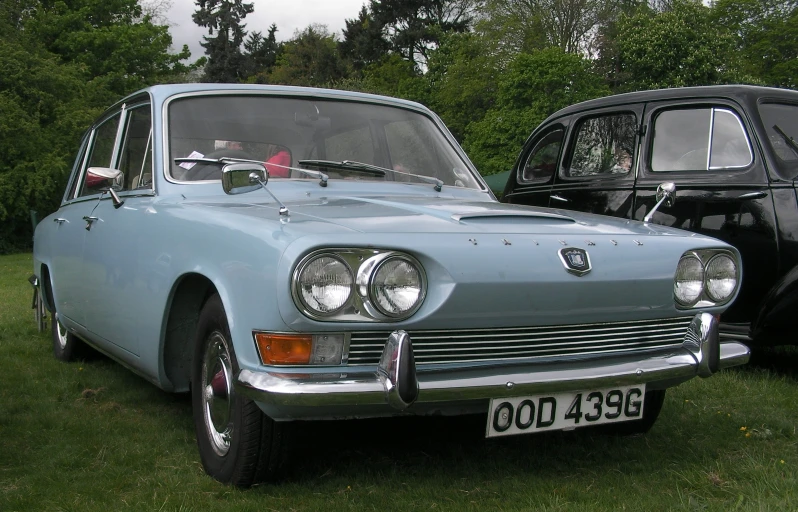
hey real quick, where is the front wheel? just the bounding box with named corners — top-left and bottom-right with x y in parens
top-left (192, 294), bottom-right (291, 487)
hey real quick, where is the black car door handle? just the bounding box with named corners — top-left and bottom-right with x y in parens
top-left (736, 191), bottom-right (767, 201)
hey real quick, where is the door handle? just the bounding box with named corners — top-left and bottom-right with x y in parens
top-left (82, 216), bottom-right (98, 231)
top-left (550, 195), bottom-right (570, 202)
top-left (53, 218), bottom-right (67, 224)
top-left (736, 191), bottom-right (767, 201)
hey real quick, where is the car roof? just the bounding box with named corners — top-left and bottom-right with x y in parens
top-left (111, 83), bottom-right (431, 114)
top-left (543, 85), bottom-right (798, 123)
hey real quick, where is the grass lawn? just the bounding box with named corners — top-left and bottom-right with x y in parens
top-left (1, 253), bottom-right (796, 511)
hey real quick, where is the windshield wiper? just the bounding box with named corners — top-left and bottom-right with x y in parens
top-left (298, 159), bottom-right (444, 192)
top-left (174, 156), bottom-right (330, 187)
top-left (773, 125), bottom-right (798, 157)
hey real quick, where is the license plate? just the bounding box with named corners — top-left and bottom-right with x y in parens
top-left (486, 384), bottom-right (646, 438)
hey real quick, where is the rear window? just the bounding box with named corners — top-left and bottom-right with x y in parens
top-left (651, 107), bottom-right (752, 172)
top-left (759, 102), bottom-right (798, 179)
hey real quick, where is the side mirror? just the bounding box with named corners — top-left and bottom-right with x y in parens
top-left (222, 163), bottom-right (268, 195)
top-left (644, 182), bottom-right (677, 223)
top-left (86, 167), bottom-right (124, 191)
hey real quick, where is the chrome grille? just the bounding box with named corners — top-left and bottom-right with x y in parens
top-left (348, 317), bottom-right (693, 365)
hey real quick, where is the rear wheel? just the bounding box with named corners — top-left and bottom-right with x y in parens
top-left (192, 294), bottom-right (291, 487)
top-left (51, 311), bottom-right (89, 362)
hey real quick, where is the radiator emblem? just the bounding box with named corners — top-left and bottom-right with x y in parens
top-left (559, 247), bottom-right (591, 276)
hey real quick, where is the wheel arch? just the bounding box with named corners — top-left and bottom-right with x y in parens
top-left (161, 272), bottom-right (219, 392)
top-left (751, 263), bottom-right (798, 346)
top-left (40, 264), bottom-right (55, 314)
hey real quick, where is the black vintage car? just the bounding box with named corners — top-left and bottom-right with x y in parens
top-left (502, 85), bottom-right (798, 347)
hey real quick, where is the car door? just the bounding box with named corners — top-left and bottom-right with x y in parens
top-left (80, 101), bottom-right (155, 356)
top-left (47, 135), bottom-right (93, 328)
top-left (633, 99), bottom-right (779, 324)
top-left (50, 112), bottom-right (124, 327)
top-left (546, 105), bottom-right (643, 218)
top-left (503, 122), bottom-right (567, 207)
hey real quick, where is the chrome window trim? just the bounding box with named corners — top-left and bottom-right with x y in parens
top-left (708, 107), bottom-right (754, 170)
top-left (706, 107), bottom-right (714, 170)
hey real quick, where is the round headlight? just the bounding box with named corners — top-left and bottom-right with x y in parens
top-left (296, 255), bottom-right (353, 315)
top-left (675, 254), bottom-right (704, 306)
top-left (370, 257), bottom-right (425, 317)
top-left (705, 253), bottom-right (737, 302)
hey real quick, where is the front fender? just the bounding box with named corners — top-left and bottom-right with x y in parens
top-left (751, 264), bottom-right (798, 346)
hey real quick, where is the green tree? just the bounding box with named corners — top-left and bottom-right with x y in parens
top-left (712, 0), bottom-right (798, 88)
top-left (463, 48), bottom-right (609, 176)
top-left (193, 0), bottom-right (254, 82)
top-left (28, 0), bottom-right (191, 97)
top-left (340, 5), bottom-right (390, 72)
top-left (612, 0), bottom-right (744, 92)
top-left (369, 0), bottom-right (481, 69)
top-left (267, 25), bottom-right (350, 87)
top-left (243, 24), bottom-right (279, 79)
top-left (423, 32), bottom-right (499, 141)
top-left (478, 0), bottom-right (623, 58)
top-left (0, 0), bottom-right (191, 251)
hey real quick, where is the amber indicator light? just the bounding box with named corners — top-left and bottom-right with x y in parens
top-left (255, 333), bottom-right (313, 365)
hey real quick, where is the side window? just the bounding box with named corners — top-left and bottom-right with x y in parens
top-left (118, 105), bottom-right (153, 190)
top-left (567, 113), bottom-right (636, 177)
top-left (758, 102), bottom-right (798, 179)
top-left (519, 129), bottom-right (563, 183)
top-left (651, 107), bottom-right (752, 172)
top-left (78, 114), bottom-right (121, 197)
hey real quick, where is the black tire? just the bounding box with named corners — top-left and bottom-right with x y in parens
top-left (599, 389), bottom-right (667, 436)
top-left (51, 311), bottom-right (89, 362)
top-left (191, 294), bottom-right (291, 487)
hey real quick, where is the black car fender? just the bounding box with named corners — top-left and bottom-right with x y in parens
top-left (751, 263), bottom-right (798, 346)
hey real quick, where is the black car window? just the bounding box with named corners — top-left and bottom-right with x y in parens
top-left (758, 102), bottom-right (798, 179)
top-left (78, 113), bottom-right (121, 197)
top-left (651, 107), bottom-right (752, 172)
top-left (118, 105), bottom-right (153, 191)
top-left (519, 129), bottom-right (563, 183)
top-left (567, 113), bottom-right (636, 178)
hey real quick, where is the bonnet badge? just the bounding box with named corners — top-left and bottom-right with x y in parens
top-left (558, 247), bottom-right (591, 276)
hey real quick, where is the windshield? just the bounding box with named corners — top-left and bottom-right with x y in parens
top-left (167, 94), bottom-right (481, 189)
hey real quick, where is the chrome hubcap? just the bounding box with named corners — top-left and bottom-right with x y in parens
top-left (202, 332), bottom-right (233, 456)
top-left (55, 312), bottom-right (68, 350)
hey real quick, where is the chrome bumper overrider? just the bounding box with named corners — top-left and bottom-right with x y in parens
top-left (235, 313), bottom-right (750, 420)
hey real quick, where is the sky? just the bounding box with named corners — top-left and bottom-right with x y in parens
top-left (164, 0), bottom-right (368, 62)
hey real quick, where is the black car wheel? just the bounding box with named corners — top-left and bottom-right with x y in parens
top-left (192, 294), bottom-right (291, 487)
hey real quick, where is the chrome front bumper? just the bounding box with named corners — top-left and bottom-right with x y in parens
top-left (236, 313), bottom-right (750, 421)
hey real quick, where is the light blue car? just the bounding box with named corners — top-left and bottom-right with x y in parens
top-left (32, 84), bottom-right (750, 487)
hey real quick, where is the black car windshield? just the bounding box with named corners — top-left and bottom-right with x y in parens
top-left (167, 94), bottom-right (480, 189)
top-left (758, 102), bottom-right (798, 180)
